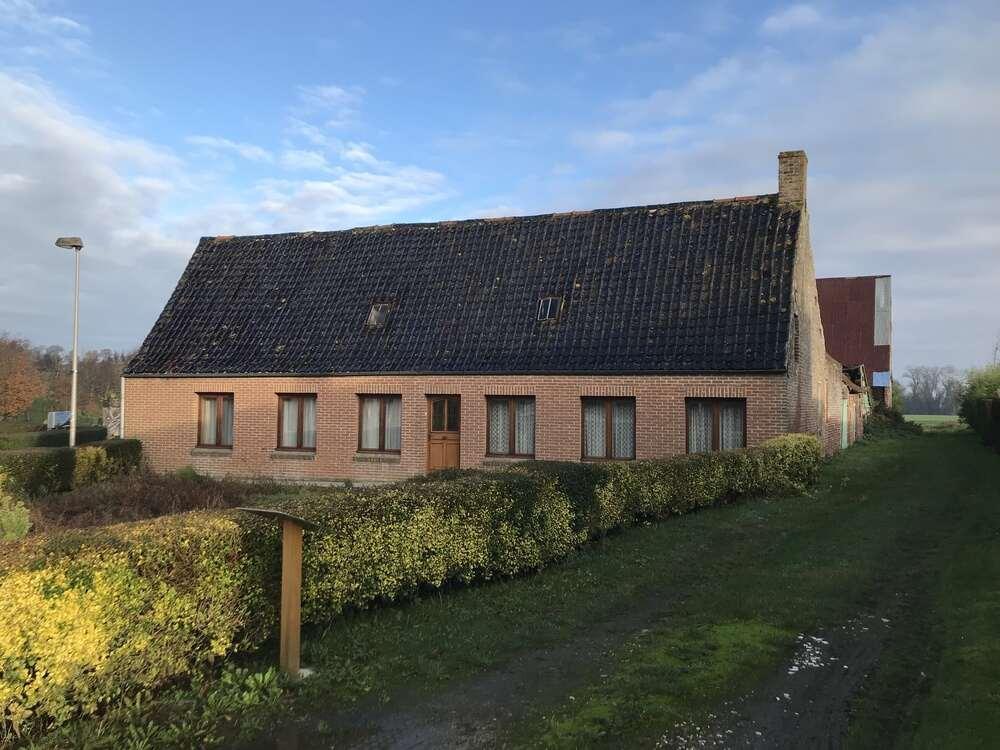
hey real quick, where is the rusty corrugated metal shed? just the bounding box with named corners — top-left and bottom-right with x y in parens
top-left (816, 275), bottom-right (891, 377)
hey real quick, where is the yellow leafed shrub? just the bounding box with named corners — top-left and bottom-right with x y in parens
top-left (0, 514), bottom-right (272, 738)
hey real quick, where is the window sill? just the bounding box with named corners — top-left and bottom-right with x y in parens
top-left (354, 452), bottom-right (401, 464)
top-left (482, 456), bottom-right (534, 466)
top-left (190, 447), bottom-right (232, 456)
top-left (270, 450), bottom-right (316, 461)
top-left (581, 456), bottom-right (635, 462)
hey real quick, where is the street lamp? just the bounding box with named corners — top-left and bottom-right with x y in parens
top-left (55, 236), bottom-right (83, 447)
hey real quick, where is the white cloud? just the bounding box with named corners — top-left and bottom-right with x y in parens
top-left (0, 171), bottom-right (33, 191)
top-left (0, 71), bottom-right (187, 350)
top-left (295, 84), bottom-right (365, 128)
top-left (340, 141), bottom-right (379, 166)
top-left (761, 4), bottom-right (823, 34)
top-left (565, 2), bottom-right (1000, 371)
top-left (246, 166), bottom-right (449, 230)
top-left (186, 135), bottom-right (273, 163)
top-left (0, 71), bottom-right (451, 351)
top-left (572, 127), bottom-right (689, 154)
top-left (0, 0), bottom-right (90, 59)
top-left (279, 149), bottom-right (329, 171)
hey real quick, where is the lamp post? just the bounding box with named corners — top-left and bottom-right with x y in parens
top-left (55, 237), bottom-right (83, 447)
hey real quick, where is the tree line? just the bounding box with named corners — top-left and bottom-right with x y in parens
top-left (0, 334), bottom-right (133, 423)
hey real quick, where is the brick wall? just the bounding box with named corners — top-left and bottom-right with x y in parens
top-left (784, 195), bottom-right (830, 445)
top-left (123, 373), bottom-right (794, 483)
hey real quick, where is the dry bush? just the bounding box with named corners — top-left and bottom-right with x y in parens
top-left (28, 470), bottom-right (285, 533)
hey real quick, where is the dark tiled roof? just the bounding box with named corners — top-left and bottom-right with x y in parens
top-left (125, 195), bottom-right (801, 376)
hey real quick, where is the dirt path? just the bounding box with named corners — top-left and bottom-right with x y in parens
top-left (239, 589), bottom-right (678, 749)
top-left (242, 609), bottom-right (893, 750)
top-left (659, 614), bottom-right (892, 749)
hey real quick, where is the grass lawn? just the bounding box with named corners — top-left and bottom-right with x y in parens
top-left (905, 413), bottom-right (962, 431)
top-left (32, 427), bottom-right (1000, 748)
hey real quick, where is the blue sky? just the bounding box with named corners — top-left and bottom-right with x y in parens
top-left (1, 0), bottom-right (998, 374)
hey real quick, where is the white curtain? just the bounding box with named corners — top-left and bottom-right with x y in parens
top-left (360, 397), bottom-right (381, 449)
top-left (687, 401), bottom-right (712, 453)
top-left (515, 398), bottom-right (535, 455)
top-left (280, 398), bottom-right (299, 448)
top-left (488, 399), bottom-right (509, 454)
top-left (302, 397), bottom-right (316, 449)
top-left (384, 397), bottom-right (401, 450)
top-left (199, 396), bottom-right (216, 445)
top-left (720, 402), bottom-right (744, 450)
top-left (583, 400), bottom-right (605, 458)
top-left (611, 400), bottom-right (635, 459)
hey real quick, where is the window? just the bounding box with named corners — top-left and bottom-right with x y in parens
top-left (581, 397), bottom-right (635, 460)
top-left (366, 303), bottom-right (391, 328)
top-left (198, 393), bottom-right (233, 448)
top-left (358, 395), bottom-right (402, 452)
top-left (430, 396), bottom-right (460, 432)
top-left (487, 397), bottom-right (535, 457)
top-left (686, 399), bottom-right (746, 453)
top-left (537, 296), bottom-right (562, 322)
top-left (277, 394), bottom-right (316, 450)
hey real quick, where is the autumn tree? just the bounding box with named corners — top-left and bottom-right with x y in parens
top-left (0, 335), bottom-right (46, 420)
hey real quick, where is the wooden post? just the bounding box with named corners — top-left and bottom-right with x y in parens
top-left (280, 519), bottom-right (303, 677)
top-left (235, 507), bottom-right (317, 680)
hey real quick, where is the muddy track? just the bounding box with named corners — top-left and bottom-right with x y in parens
top-left (660, 614), bottom-right (891, 749)
top-left (238, 587), bottom-right (678, 749)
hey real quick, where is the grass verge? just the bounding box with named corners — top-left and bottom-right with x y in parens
top-left (23, 427), bottom-right (1000, 749)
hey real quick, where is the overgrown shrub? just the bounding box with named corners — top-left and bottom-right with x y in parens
top-left (1, 434), bottom-right (822, 737)
top-left (29, 470), bottom-right (286, 533)
top-left (72, 445), bottom-right (121, 487)
top-left (0, 427), bottom-right (107, 450)
top-left (959, 365), bottom-right (1000, 447)
top-left (0, 439), bottom-right (141, 498)
top-left (0, 514), bottom-right (273, 738)
top-left (0, 447), bottom-right (75, 497)
top-left (865, 402), bottom-right (922, 438)
top-left (0, 471), bottom-right (30, 542)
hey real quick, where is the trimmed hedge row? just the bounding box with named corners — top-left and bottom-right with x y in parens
top-left (959, 366), bottom-right (1000, 450)
top-left (963, 398), bottom-right (1000, 449)
top-left (0, 439), bottom-right (142, 498)
top-left (0, 427), bottom-right (107, 451)
top-left (0, 434), bottom-right (821, 736)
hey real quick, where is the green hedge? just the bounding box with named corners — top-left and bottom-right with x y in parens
top-left (963, 398), bottom-right (999, 449)
top-left (0, 439), bottom-right (142, 498)
top-left (0, 514), bottom-right (272, 733)
top-left (0, 427), bottom-right (107, 450)
top-left (958, 366), bottom-right (1000, 449)
top-left (0, 434), bottom-right (821, 736)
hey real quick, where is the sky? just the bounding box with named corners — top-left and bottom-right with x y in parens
top-left (0, 0), bottom-right (997, 374)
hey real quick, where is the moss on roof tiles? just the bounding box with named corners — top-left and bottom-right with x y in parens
top-left (125, 195), bottom-right (799, 376)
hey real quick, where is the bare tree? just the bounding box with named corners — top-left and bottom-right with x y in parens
top-left (903, 365), bottom-right (964, 415)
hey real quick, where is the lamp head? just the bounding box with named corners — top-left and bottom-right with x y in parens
top-left (55, 237), bottom-right (83, 250)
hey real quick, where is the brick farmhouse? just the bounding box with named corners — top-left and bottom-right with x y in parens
top-left (122, 150), bottom-right (864, 483)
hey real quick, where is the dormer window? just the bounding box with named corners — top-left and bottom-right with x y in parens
top-left (366, 303), bottom-right (391, 328)
top-left (537, 296), bottom-right (562, 322)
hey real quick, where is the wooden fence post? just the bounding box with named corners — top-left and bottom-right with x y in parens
top-left (237, 508), bottom-right (317, 679)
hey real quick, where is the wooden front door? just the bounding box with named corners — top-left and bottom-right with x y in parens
top-left (427, 395), bottom-right (461, 470)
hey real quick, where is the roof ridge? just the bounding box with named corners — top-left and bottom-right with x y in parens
top-left (201, 193), bottom-right (780, 243)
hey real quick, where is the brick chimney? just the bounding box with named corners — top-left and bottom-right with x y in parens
top-left (778, 150), bottom-right (808, 207)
